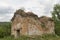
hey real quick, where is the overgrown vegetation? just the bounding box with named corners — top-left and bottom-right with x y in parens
top-left (0, 35), bottom-right (60, 40)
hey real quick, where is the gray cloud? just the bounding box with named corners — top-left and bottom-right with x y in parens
top-left (0, 7), bottom-right (14, 14)
top-left (38, 0), bottom-right (60, 17)
top-left (0, 0), bottom-right (60, 22)
top-left (0, 7), bottom-right (14, 22)
top-left (0, 16), bottom-right (11, 22)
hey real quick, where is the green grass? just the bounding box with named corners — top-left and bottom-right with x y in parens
top-left (0, 35), bottom-right (60, 40)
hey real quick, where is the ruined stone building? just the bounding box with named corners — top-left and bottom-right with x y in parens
top-left (11, 9), bottom-right (55, 37)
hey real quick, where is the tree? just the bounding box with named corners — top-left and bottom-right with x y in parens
top-left (52, 4), bottom-right (60, 21)
top-left (52, 4), bottom-right (60, 36)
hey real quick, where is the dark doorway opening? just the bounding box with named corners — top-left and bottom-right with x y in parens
top-left (16, 29), bottom-right (20, 37)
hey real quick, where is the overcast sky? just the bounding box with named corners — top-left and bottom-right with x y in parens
top-left (0, 0), bottom-right (60, 22)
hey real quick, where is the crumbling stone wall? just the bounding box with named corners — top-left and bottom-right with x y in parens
top-left (39, 16), bottom-right (55, 34)
top-left (11, 9), bottom-right (55, 37)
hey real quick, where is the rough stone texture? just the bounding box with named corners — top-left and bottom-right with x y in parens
top-left (11, 9), bottom-right (55, 37)
top-left (39, 16), bottom-right (55, 34)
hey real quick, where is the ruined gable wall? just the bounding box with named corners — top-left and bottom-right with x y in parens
top-left (11, 13), bottom-right (44, 36)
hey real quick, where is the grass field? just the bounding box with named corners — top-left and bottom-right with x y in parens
top-left (0, 35), bottom-right (60, 40)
